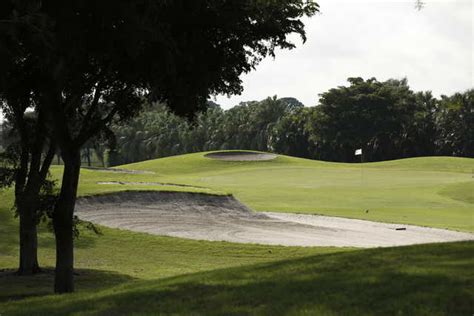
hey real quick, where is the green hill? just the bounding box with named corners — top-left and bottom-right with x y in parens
top-left (1, 151), bottom-right (473, 314)
top-left (113, 152), bottom-right (474, 232)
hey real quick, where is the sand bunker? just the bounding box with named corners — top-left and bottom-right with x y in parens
top-left (75, 191), bottom-right (474, 248)
top-left (205, 151), bottom-right (277, 161)
top-left (96, 181), bottom-right (206, 189)
top-left (82, 167), bottom-right (154, 174)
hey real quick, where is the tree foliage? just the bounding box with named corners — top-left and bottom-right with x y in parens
top-left (107, 97), bottom-right (301, 165)
top-left (1, 0), bottom-right (318, 293)
top-left (436, 91), bottom-right (474, 157)
top-left (103, 80), bottom-right (473, 165)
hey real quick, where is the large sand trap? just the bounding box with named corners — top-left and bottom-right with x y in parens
top-left (75, 191), bottom-right (474, 248)
top-left (205, 151), bottom-right (277, 161)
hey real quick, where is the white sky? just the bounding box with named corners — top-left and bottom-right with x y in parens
top-left (214, 0), bottom-right (473, 108)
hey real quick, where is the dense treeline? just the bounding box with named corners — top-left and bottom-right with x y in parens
top-left (99, 77), bottom-right (473, 165)
top-left (103, 97), bottom-right (312, 165)
top-left (1, 77), bottom-right (472, 165)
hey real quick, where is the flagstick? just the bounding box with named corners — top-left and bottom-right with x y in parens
top-left (355, 148), bottom-right (363, 187)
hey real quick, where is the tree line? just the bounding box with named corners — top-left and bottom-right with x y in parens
top-left (101, 77), bottom-right (473, 165)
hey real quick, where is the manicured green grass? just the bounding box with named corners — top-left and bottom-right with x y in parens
top-left (1, 228), bottom-right (473, 315)
top-left (1, 152), bottom-right (473, 315)
top-left (120, 152), bottom-right (474, 232)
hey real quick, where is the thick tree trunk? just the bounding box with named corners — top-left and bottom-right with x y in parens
top-left (17, 199), bottom-right (40, 275)
top-left (17, 142), bottom-right (56, 275)
top-left (53, 149), bottom-right (81, 294)
top-left (15, 149), bottom-right (40, 275)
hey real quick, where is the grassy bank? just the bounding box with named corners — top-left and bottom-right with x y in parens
top-left (1, 226), bottom-right (472, 315)
top-left (1, 152), bottom-right (473, 315)
top-left (120, 153), bottom-right (474, 232)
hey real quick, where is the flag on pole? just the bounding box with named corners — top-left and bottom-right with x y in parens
top-left (355, 148), bottom-right (362, 156)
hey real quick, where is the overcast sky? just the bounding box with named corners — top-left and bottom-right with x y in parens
top-left (214, 0), bottom-right (473, 109)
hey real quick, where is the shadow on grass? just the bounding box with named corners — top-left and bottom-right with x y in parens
top-left (1, 190), bottom-right (102, 257)
top-left (0, 206), bottom-right (18, 256)
top-left (0, 268), bottom-right (135, 303)
top-left (0, 213), bottom-right (101, 259)
top-left (2, 241), bottom-right (473, 315)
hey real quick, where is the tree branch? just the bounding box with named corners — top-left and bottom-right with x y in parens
top-left (75, 107), bottom-right (118, 147)
top-left (43, 89), bottom-right (74, 160)
top-left (78, 84), bottom-right (102, 136)
top-left (39, 141), bottom-right (56, 182)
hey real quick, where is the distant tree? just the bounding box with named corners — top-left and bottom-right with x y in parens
top-left (269, 107), bottom-right (313, 158)
top-left (109, 96), bottom-right (309, 163)
top-left (206, 100), bottom-right (222, 109)
top-left (220, 97), bottom-right (291, 150)
top-left (436, 90), bottom-right (474, 157)
top-left (278, 97), bottom-right (305, 108)
top-left (307, 77), bottom-right (433, 162)
top-left (190, 105), bottom-right (226, 152)
top-left (111, 102), bottom-right (190, 165)
top-left (397, 91), bottom-right (438, 157)
top-left (1, 0), bottom-right (318, 293)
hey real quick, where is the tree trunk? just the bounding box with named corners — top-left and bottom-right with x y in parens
top-left (17, 141), bottom-right (56, 275)
top-left (15, 148), bottom-right (41, 275)
top-left (53, 149), bottom-right (81, 294)
top-left (17, 199), bottom-right (40, 275)
top-left (86, 147), bottom-right (91, 167)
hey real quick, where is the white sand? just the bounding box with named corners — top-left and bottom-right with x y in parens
top-left (96, 181), bottom-right (205, 189)
top-left (75, 191), bottom-right (474, 248)
top-left (204, 151), bottom-right (277, 161)
top-left (82, 167), bottom-right (154, 174)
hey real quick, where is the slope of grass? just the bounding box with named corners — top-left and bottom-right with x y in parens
top-left (1, 153), bottom-right (473, 315)
top-left (1, 235), bottom-right (473, 315)
top-left (120, 152), bottom-right (474, 232)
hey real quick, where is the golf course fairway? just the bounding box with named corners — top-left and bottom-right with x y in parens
top-left (114, 152), bottom-right (474, 232)
top-left (1, 151), bottom-right (473, 315)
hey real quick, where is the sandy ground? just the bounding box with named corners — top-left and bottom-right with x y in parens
top-left (205, 151), bottom-right (277, 161)
top-left (82, 167), bottom-right (155, 174)
top-left (96, 181), bottom-right (206, 189)
top-left (76, 191), bottom-right (474, 248)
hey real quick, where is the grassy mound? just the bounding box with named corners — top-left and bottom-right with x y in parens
top-left (116, 152), bottom-right (474, 232)
top-left (1, 152), bottom-right (473, 314)
top-left (1, 230), bottom-right (472, 315)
